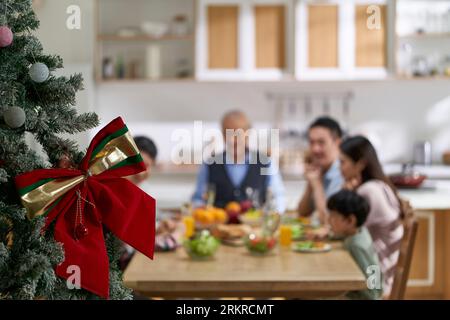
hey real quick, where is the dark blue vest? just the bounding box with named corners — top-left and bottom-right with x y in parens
top-left (207, 152), bottom-right (269, 208)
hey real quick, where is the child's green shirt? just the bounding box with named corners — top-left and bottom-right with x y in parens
top-left (344, 227), bottom-right (383, 300)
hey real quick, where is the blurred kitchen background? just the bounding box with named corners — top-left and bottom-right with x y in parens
top-left (31, 0), bottom-right (450, 299)
top-left (32, 0), bottom-right (450, 192)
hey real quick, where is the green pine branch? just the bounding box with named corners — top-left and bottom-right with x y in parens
top-left (0, 0), bottom-right (131, 300)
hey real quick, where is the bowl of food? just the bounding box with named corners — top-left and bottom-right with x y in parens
top-left (389, 164), bottom-right (427, 189)
top-left (238, 209), bottom-right (263, 227)
top-left (292, 241), bottom-right (331, 253)
top-left (245, 232), bottom-right (277, 256)
top-left (290, 224), bottom-right (305, 240)
top-left (211, 224), bottom-right (252, 246)
top-left (183, 230), bottom-right (220, 260)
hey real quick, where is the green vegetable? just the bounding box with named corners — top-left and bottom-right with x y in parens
top-left (184, 231), bottom-right (220, 258)
top-left (296, 241), bottom-right (314, 250)
top-left (290, 224), bottom-right (304, 239)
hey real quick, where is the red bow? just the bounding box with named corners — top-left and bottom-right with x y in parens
top-left (15, 117), bottom-right (156, 298)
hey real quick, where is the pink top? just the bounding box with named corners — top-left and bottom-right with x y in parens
top-left (357, 180), bottom-right (404, 296)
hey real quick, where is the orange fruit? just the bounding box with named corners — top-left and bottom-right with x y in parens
top-left (203, 210), bottom-right (215, 224)
top-left (213, 208), bottom-right (227, 223)
top-left (225, 201), bottom-right (241, 214)
top-left (193, 208), bottom-right (208, 223)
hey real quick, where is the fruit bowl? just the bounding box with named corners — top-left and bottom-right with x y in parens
top-left (183, 230), bottom-right (220, 260)
top-left (238, 209), bottom-right (263, 227)
top-left (225, 201), bottom-right (242, 224)
top-left (245, 232), bottom-right (277, 256)
top-left (193, 207), bottom-right (228, 229)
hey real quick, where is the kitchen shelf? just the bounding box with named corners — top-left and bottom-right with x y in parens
top-left (398, 32), bottom-right (450, 39)
top-left (97, 34), bottom-right (194, 42)
top-left (95, 0), bottom-right (196, 83)
top-left (95, 75), bottom-right (450, 85)
top-left (394, 75), bottom-right (450, 81)
top-left (97, 77), bottom-right (196, 84)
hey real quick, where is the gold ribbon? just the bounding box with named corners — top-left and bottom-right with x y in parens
top-left (21, 131), bottom-right (140, 219)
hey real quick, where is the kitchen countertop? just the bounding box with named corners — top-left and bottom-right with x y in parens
top-left (384, 163), bottom-right (450, 180)
top-left (152, 163), bottom-right (450, 180)
top-left (140, 173), bottom-right (450, 212)
top-left (397, 180), bottom-right (450, 211)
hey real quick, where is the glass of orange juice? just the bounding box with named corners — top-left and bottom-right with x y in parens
top-left (279, 224), bottom-right (292, 246)
top-left (183, 216), bottom-right (195, 239)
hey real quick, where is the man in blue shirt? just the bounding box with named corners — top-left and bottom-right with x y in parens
top-left (192, 111), bottom-right (286, 214)
top-left (298, 117), bottom-right (344, 224)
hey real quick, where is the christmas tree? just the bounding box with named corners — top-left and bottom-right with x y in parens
top-left (0, 0), bottom-right (133, 299)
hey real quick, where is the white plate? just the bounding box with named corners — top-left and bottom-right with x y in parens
top-left (292, 243), bottom-right (332, 253)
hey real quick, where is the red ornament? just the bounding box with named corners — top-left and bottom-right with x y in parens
top-left (74, 224), bottom-right (89, 240)
top-left (0, 26), bottom-right (13, 48)
top-left (57, 154), bottom-right (75, 169)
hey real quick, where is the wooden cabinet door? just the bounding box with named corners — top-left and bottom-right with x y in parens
top-left (355, 4), bottom-right (387, 68)
top-left (255, 5), bottom-right (286, 69)
top-left (307, 4), bottom-right (338, 68)
top-left (207, 5), bottom-right (239, 69)
top-left (406, 211), bottom-right (446, 299)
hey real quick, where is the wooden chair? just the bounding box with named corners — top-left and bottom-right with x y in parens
top-left (389, 199), bottom-right (418, 300)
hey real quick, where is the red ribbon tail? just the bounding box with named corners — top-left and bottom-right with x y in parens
top-left (53, 191), bottom-right (110, 299)
top-left (90, 177), bottom-right (156, 260)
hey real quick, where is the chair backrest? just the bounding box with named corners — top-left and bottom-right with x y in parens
top-left (389, 199), bottom-right (418, 300)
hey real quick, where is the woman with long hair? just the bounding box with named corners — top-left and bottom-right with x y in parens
top-left (339, 136), bottom-right (404, 297)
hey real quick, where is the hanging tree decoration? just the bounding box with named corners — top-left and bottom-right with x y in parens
top-left (0, 0), bottom-right (12, 48)
top-left (29, 62), bottom-right (49, 83)
top-left (0, 25), bottom-right (12, 47)
top-left (2, 87), bottom-right (26, 129)
top-left (3, 106), bottom-right (26, 128)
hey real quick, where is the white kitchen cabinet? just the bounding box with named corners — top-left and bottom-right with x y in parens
top-left (195, 0), bottom-right (295, 81)
top-left (196, 0), bottom-right (390, 81)
top-left (295, 0), bottom-right (389, 80)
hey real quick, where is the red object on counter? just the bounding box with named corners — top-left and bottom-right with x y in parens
top-left (389, 174), bottom-right (427, 188)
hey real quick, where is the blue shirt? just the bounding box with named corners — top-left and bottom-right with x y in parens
top-left (192, 155), bottom-right (286, 213)
top-left (323, 159), bottom-right (344, 198)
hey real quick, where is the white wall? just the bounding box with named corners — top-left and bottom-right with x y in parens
top-left (34, 0), bottom-right (94, 63)
top-left (33, 0), bottom-right (95, 150)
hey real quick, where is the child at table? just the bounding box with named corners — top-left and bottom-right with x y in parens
top-left (121, 136), bottom-right (184, 271)
top-left (327, 190), bottom-right (383, 300)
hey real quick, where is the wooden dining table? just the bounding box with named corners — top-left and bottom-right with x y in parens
top-left (124, 242), bottom-right (367, 299)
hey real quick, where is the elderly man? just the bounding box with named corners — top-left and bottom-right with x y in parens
top-left (192, 110), bottom-right (285, 214)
